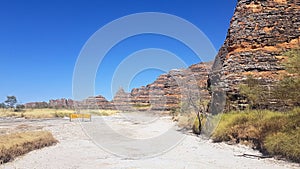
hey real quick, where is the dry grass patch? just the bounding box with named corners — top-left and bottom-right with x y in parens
top-left (176, 113), bottom-right (196, 130)
top-left (0, 131), bottom-right (58, 164)
top-left (0, 109), bottom-right (119, 119)
top-left (81, 109), bottom-right (119, 116)
top-left (24, 109), bottom-right (74, 118)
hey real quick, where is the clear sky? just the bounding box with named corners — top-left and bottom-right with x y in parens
top-left (0, 0), bottom-right (237, 103)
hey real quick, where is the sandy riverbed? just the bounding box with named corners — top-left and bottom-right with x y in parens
top-left (1, 113), bottom-right (299, 169)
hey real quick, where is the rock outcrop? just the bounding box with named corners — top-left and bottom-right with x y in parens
top-left (112, 88), bottom-right (133, 111)
top-left (25, 96), bottom-right (114, 110)
top-left (25, 99), bottom-right (76, 109)
top-left (77, 95), bottom-right (114, 109)
top-left (209, 0), bottom-right (300, 111)
top-left (49, 98), bottom-right (75, 109)
top-left (25, 101), bottom-right (49, 109)
top-left (111, 62), bottom-right (212, 111)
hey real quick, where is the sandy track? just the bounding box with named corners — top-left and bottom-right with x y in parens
top-left (1, 114), bottom-right (299, 169)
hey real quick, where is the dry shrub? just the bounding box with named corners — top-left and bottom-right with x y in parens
top-left (0, 131), bottom-right (58, 164)
top-left (177, 113), bottom-right (196, 130)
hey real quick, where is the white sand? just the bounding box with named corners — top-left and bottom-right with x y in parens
top-left (1, 114), bottom-right (299, 169)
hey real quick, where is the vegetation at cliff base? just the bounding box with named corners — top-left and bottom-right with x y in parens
top-left (212, 108), bottom-right (300, 162)
top-left (0, 131), bottom-right (58, 164)
top-left (224, 48), bottom-right (300, 163)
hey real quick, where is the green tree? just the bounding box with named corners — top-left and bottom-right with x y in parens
top-left (4, 96), bottom-right (17, 108)
top-left (283, 48), bottom-right (300, 75)
top-left (239, 75), bottom-right (269, 109)
top-left (274, 77), bottom-right (300, 106)
top-left (240, 48), bottom-right (300, 109)
top-left (273, 48), bottom-right (300, 106)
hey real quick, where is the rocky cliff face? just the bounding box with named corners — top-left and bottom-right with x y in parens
top-left (111, 62), bottom-right (212, 111)
top-left (209, 0), bottom-right (300, 111)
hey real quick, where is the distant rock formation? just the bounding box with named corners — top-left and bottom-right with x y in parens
top-left (209, 0), bottom-right (300, 111)
top-left (25, 101), bottom-right (49, 109)
top-left (49, 98), bottom-right (75, 109)
top-left (76, 95), bottom-right (114, 110)
top-left (25, 96), bottom-right (115, 110)
top-left (111, 62), bottom-right (212, 111)
top-left (25, 99), bottom-right (77, 109)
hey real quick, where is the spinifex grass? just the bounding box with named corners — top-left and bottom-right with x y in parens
top-left (212, 108), bottom-right (300, 162)
top-left (0, 131), bottom-right (58, 163)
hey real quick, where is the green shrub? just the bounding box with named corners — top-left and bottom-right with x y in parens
top-left (264, 131), bottom-right (300, 162)
top-left (212, 108), bottom-right (300, 162)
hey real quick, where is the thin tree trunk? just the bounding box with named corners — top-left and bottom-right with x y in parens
top-left (196, 111), bottom-right (202, 135)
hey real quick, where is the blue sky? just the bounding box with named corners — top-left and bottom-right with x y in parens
top-left (0, 0), bottom-right (237, 103)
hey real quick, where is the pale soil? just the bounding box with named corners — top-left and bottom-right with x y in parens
top-left (1, 113), bottom-right (299, 169)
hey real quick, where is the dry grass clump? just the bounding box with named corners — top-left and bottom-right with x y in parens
top-left (0, 131), bottom-right (58, 164)
top-left (176, 113), bottom-right (196, 130)
top-left (212, 108), bottom-right (300, 162)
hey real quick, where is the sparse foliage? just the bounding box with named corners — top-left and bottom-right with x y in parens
top-left (180, 87), bottom-right (209, 135)
top-left (4, 96), bottom-right (17, 108)
top-left (239, 75), bottom-right (269, 109)
top-left (274, 77), bottom-right (300, 106)
top-left (283, 48), bottom-right (300, 75)
top-left (274, 48), bottom-right (300, 106)
top-left (239, 48), bottom-right (300, 109)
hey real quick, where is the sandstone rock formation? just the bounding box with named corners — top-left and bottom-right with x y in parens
top-left (111, 62), bottom-right (212, 111)
top-left (77, 95), bottom-right (114, 110)
top-left (209, 0), bottom-right (300, 111)
top-left (112, 88), bottom-right (133, 111)
top-left (25, 96), bottom-right (113, 110)
top-left (49, 98), bottom-right (75, 109)
top-left (25, 99), bottom-right (76, 109)
top-left (25, 101), bottom-right (49, 109)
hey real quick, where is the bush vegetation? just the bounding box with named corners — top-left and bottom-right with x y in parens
top-left (239, 48), bottom-right (300, 109)
top-left (212, 108), bottom-right (300, 162)
top-left (206, 47), bottom-right (300, 163)
top-left (0, 131), bottom-right (58, 163)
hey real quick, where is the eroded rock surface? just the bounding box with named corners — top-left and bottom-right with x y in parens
top-left (210, 0), bottom-right (300, 111)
